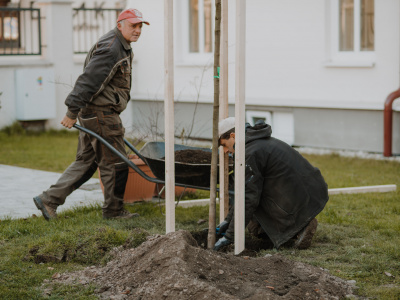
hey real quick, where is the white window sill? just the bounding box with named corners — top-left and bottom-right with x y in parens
top-left (176, 62), bottom-right (213, 68)
top-left (0, 57), bottom-right (52, 67)
top-left (324, 60), bottom-right (375, 68)
top-left (176, 54), bottom-right (214, 67)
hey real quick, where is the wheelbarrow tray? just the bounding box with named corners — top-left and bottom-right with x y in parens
top-left (139, 141), bottom-right (214, 188)
top-left (73, 124), bottom-right (228, 191)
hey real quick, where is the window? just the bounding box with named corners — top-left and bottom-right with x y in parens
top-left (1, 15), bottom-right (19, 40)
top-left (246, 110), bottom-right (294, 145)
top-left (177, 0), bottom-right (214, 65)
top-left (189, 0), bottom-right (212, 53)
top-left (246, 111), bottom-right (272, 126)
top-left (0, 1), bottom-right (20, 49)
top-left (327, 0), bottom-right (375, 67)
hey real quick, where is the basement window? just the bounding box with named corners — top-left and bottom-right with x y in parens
top-left (246, 111), bottom-right (272, 126)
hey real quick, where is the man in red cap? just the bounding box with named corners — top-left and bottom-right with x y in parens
top-left (33, 9), bottom-right (149, 220)
top-left (116, 9), bottom-right (150, 43)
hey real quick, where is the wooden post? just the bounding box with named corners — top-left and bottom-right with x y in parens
top-left (234, 0), bottom-right (246, 255)
top-left (219, 0), bottom-right (229, 223)
top-left (164, 0), bottom-right (175, 234)
top-left (208, 0), bottom-right (222, 249)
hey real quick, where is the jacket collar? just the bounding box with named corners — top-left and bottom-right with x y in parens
top-left (114, 27), bottom-right (132, 51)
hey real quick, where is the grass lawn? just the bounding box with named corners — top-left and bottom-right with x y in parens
top-left (0, 129), bottom-right (399, 299)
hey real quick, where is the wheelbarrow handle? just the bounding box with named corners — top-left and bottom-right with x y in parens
top-left (73, 124), bottom-right (234, 194)
top-left (123, 138), bottom-right (148, 163)
top-left (73, 124), bottom-right (164, 184)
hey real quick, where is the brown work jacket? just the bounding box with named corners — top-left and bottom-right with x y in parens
top-left (65, 27), bottom-right (132, 119)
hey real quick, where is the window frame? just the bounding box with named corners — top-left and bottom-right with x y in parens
top-left (325, 0), bottom-right (375, 67)
top-left (176, 0), bottom-right (215, 66)
top-left (245, 110), bottom-right (294, 145)
top-left (0, 8), bottom-right (21, 49)
top-left (245, 110), bottom-right (272, 127)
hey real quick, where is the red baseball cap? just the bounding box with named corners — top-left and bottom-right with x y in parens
top-left (117, 9), bottom-right (150, 25)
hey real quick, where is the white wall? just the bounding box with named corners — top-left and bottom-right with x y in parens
top-left (0, 0), bottom-right (127, 130)
top-left (243, 0), bottom-right (400, 109)
top-left (127, 0), bottom-right (216, 104)
top-left (1, 0), bottom-right (400, 148)
top-left (128, 0), bottom-right (400, 110)
top-left (0, 68), bottom-right (18, 128)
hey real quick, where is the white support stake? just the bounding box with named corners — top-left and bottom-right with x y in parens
top-left (164, 0), bottom-right (175, 234)
top-left (328, 184), bottom-right (397, 195)
top-left (219, 0), bottom-right (229, 223)
top-left (234, 0), bottom-right (246, 255)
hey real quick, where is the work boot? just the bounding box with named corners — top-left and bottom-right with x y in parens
top-left (293, 218), bottom-right (318, 250)
top-left (33, 196), bottom-right (57, 221)
top-left (103, 210), bottom-right (140, 220)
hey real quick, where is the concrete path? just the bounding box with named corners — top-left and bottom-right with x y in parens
top-left (1, 164), bottom-right (396, 219)
top-left (0, 164), bottom-right (103, 220)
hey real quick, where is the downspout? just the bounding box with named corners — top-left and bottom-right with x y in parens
top-left (383, 3), bottom-right (400, 157)
top-left (383, 89), bottom-right (400, 156)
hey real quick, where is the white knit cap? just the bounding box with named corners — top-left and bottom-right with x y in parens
top-left (218, 117), bottom-right (235, 138)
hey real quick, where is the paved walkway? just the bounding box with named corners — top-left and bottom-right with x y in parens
top-left (0, 164), bottom-right (103, 220)
top-left (1, 161), bottom-right (396, 220)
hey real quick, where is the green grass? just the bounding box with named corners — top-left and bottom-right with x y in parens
top-left (0, 128), bottom-right (80, 173)
top-left (0, 203), bottom-right (209, 299)
top-left (0, 128), bottom-right (399, 299)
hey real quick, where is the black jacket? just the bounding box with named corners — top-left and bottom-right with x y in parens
top-left (224, 122), bottom-right (329, 248)
top-left (65, 27), bottom-right (133, 119)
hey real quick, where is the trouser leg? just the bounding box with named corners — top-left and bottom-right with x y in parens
top-left (39, 129), bottom-right (97, 209)
top-left (40, 160), bottom-right (97, 209)
top-left (80, 109), bottom-right (128, 217)
top-left (39, 109), bottom-right (129, 216)
top-left (99, 161), bottom-right (128, 216)
top-left (247, 217), bottom-right (264, 237)
top-left (247, 216), bottom-right (272, 240)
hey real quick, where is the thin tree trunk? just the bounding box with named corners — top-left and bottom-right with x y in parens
top-left (208, 0), bottom-right (222, 249)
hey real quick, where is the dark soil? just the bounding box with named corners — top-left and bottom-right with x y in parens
top-left (163, 149), bottom-right (233, 164)
top-left (175, 149), bottom-right (212, 164)
top-left (47, 231), bottom-right (361, 299)
top-left (191, 229), bottom-right (274, 255)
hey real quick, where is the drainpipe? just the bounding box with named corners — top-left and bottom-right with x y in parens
top-left (383, 89), bottom-right (400, 156)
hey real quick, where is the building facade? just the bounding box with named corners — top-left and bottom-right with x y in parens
top-left (0, 0), bottom-right (399, 154)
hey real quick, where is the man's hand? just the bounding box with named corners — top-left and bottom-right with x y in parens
top-left (60, 115), bottom-right (77, 129)
top-left (213, 236), bottom-right (232, 251)
top-left (216, 220), bottom-right (229, 236)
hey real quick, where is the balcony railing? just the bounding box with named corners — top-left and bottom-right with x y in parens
top-left (73, 8), bottom-right (122, 54)
top-left (0, 7), bottom-right (121, 56)
top-left (0, 7), bottom-right (41, 55)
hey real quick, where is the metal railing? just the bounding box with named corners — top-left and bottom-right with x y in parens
top-left (73, 8), bottom-right (122, 54)
top-left (0, 7), bottom-right (41, 55)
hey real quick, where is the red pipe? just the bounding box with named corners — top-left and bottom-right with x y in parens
top-left (383, 88), bottom-right (400, 157)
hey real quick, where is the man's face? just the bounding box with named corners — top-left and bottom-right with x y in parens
top-left (118, 21), bottom-right (143, 43)
top-left (220, 133), bottom-right (235, 154)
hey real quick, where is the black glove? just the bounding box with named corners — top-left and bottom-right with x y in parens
top-left (213, 236), bottom-right (232, 251)
top-left (216, 220), bottom-right (229, 235)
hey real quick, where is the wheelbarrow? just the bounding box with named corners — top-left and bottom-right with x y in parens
top-left (73, 124), bottom-right (233, 194)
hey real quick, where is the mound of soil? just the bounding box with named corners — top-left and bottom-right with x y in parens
top-left (48, 231), bottom-right (359, 299)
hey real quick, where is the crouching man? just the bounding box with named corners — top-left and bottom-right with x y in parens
top-left (214, 117), bottom-right (329, 251)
